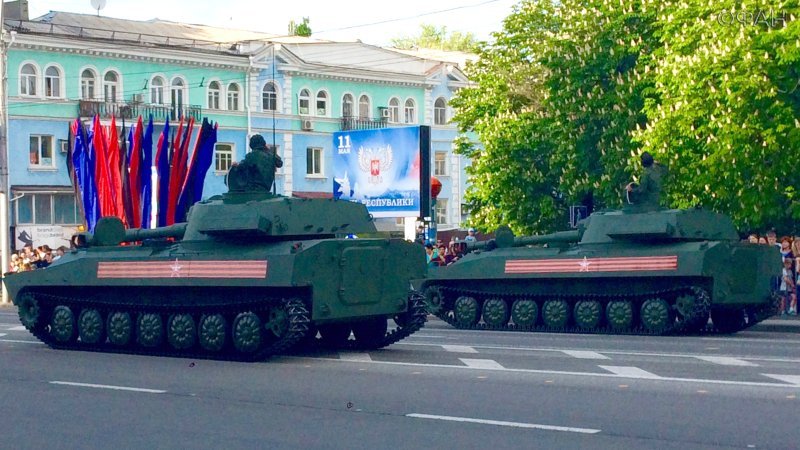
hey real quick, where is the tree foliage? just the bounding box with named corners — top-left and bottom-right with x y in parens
top-left (391, 24), bottom-right (480, 52)
top-left (453, 0), bottom-right (800, 233)
top-left (289, 17), bottom-right (312, 37)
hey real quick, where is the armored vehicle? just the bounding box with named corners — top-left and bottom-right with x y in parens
top-left (4, 192), bottom-right (427, 361)
top-left (421, 207), bottom-right (779, 335)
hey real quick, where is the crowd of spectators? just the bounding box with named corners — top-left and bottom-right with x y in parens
top-left (746, 230), bottom-right (799, 316)
top-left (8, 245), bottom-right (67, 273)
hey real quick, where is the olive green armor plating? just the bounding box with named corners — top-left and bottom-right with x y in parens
top-left (4, 191), bottom-right (427, 361)
top-left (420, 207), bottom-right (779, 335)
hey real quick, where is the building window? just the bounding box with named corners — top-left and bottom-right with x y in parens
top-left (81, 69), bottom-right (96, 99)
top-left (103, 71), bottom-right (120, 102)
top-left (262, 82), bottom-right (277, 111)
top-left (14, 193), bottom-right (78, 225)
top-left (207, 81), bottom-right (221, 110)
top-left (434, 152), bottom-right (447, 176)
top-left (298, 89), bottom-right (311, 115)
top-left (342, 93), bottom-right (354, 117)
top-left (306, 147), bottom-right (323, 176)
top-left (316, 91), bottom-right (328, 116)
top-left (19, 63), bottom-right (38, 96)
top-left (434, 198), bottom-right (448, 225)
top-left (215, 143), bottom-right (234, 173)
top-left (171, 78), bottom-right (186, 119)
top-left (29, 135), bottom-right (54, 168)
top-left (358, 95), bottom-right (370, 119)
top-left (404, 98), bottom-right (416, 124)
top-left (227, 83), bottom-right (240, 111)
top-left (150, 76), bottom-right (165, 104)
top-left (434, 97), bottom-right (447, 125)
top-left (389, 97), bottom-right (400, 123)
top-left (44, 66), bottom-right (62, 98)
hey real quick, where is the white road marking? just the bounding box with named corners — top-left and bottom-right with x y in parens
top-left (762, 374), bottom-right (800, 386)
top-left (407, 413), bottom-right (601, 434)
top-left (442, 345), bottom-right (478, 353)
top-left (562, 350), bottom-right (609, 360)
top-left (0, 339), bottom-right (42, 344)
top-left (8, 325), bottom-right (26, 331)
top-left (694, 356), bottom-right (759, 367)
top-left (600, 366), bottom-right (662, 379)
top-left (50, 381), bottom-right (166, 393)
top-left (0, 333), bottom-right (5, 337)
top-left (459, 358), bottom-right (504, 369)
top-left (294, 357), bottom-right (800, 388)
top-left (338, 352), bottom-right (372, 362)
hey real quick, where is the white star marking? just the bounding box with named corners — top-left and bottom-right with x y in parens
top-left (170, 258), bottom-right (183, 278)
top-left (579, 257), bottom-right (591, 272)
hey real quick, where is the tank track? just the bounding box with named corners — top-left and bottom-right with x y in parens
top-left (21, 290), bottom-right (311, 362)
top-left (424, 284), bottom-right (727, 336)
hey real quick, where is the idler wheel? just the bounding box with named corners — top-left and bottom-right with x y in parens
top-left (50, 305), bottom-right (77, 343)
top-left (640, 299), bottom-right (671, 332)
top-left (198, 314), bottom-right (227, 352)
top-left (511, 299), bottom-right (538, 328)
top-left (137, 313), bottom-right (164, 348)
top-left (107, 312), bottom-right (133, 346)
top-left (232, 312), bottom-right (262, 353)
top-left (574, 300), bottom-right (602, 329)
top-left (482, 298), bottom-right (510, 327)
top-left (542, 299), bottom-right (569, 329)
top-left (606, 300), bottom-right (633, 330)
top-left (423, 286), bottom-right (445, 315)
top-left (352, 317), bottom-right (388, 346)
top-left (265, 305), bottom-right (290, 338)
top-left (318, 323), bottom-right (352, 346)
top-left (453, 296), bottom-right (479, 327)
top-left (168, 314), bottom-right (197, 350)
top-left (78, 309), bottom-right (105, 345)
top-left (16, 292), bottom-right (41, 331)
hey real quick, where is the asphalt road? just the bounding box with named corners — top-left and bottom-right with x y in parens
top-left (1, 306), bottom-right (798, 450)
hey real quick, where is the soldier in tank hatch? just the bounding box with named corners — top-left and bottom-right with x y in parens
top-left (226, 134), bottom-right (283, 192)
top-left (626, 151), bottom-right (668, 208)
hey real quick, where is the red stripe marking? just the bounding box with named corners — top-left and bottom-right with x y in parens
top-left (97, 260), bottom-right (268, 279)
top-left (504, 256), bottom-right (678, 274)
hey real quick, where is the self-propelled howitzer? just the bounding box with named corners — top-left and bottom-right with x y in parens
top-left (421, 207), bottom-right (779, 335)
top-left (5, 191), bottom-right (427, 361)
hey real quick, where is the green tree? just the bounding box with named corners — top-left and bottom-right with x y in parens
top-left (289, 17), bottom-right (312, 37)
top-left (391, 24), bottom-right (479, 52)
top-left (637, 1), bottom-right (800, 231)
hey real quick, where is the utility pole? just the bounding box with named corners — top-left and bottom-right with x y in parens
top-left (0, 1), bottom-right (10, 304)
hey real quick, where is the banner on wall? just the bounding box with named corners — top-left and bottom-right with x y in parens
top-left (332, 126), bottom-right (430, 218)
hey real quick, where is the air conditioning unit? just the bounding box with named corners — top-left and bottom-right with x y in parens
top-left (131, 93), bottom-right (144, 103)
top-left (301, 119), bottom-right (313, 131)
top-left (380, 108), bottom-right (391, 119)
top-left (59, 139), bottom-right (69, 154)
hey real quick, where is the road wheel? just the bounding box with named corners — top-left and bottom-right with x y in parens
top-left (198, 314), bottom-right (227, 352)
top-left (265, 305), bottom-right (290, 338)
top-left (232, 312), bottom-right (262, 353)
top-left (482, 298), bottom-right (509, 327)
top-left (542, 299), bottom-right (569, 329)
top-left (574, 300), bottom-right (602, 329)
top-left (606, 300), bottom-right (633, 331)
top-left (168, 314), bottom-right (196, 350)
top-left (16, 292), bottom-right (41, 331)
top-left (137, 313), bottom-right (164, 348)
top-left (423, 286), bottom-right (445, 315)
top-left (78, 309), bottom-right (104, 344)
top-left (511, 299), bottom-right (538, 328)
top-left (640, 298), bottom-right (671, 333)
top-left (453, 296), bottom-right (479, 328)
top-left (107, 311), bottom-right (133, 346)
top-left (50, 305), bottom-right (77, 343)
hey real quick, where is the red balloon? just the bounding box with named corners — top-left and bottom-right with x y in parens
top-left (431, 177), bottom-right (442, 199)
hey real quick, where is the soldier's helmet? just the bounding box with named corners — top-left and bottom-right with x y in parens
top-left (249, 134), bottom-right (267, 150)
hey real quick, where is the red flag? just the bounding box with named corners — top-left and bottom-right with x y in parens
top-left (167, 117), bottom-right (194, 225)
top-left (128, 116), bottom-right (144, 228)
top-left (107, 116), bottom-right (125, 223)
top-left (92, 115), bottom-right (116, 217)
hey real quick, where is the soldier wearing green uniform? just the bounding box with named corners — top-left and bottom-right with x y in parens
top-left (226, 134), bottom-right (283, 192)
top-left (626, 152), bottom-right (667, 208)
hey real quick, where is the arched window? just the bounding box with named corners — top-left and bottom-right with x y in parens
top-left (298, 88), bottom-right (311, 115)
top-left (358, 95), bottom-right (370, 119)
top-left (103, 71), bottom-right (120, 102)
top-left (207, 81), bottom-right (221, 110)
top-left (150, 76), bottom-right (165, 104)
top-left (227, 83), bottom-right (240, 111)
top-left (388, 97), bottom-right (400, 123)
top-left (262, 82), bottom-right (277, 111)
top-left (80, 69), bottom-right (96, 99)
top-left (341, 93), bottom-right (354, 117)
top-left (44, 66), bottom-right (62, 98)
top-left (19, 63), bottom-right (38, 96)
top-left (404, 98), bottom-right (416, 124)
top-left (434, 97), bottom-right (447, 125)
top-left (171, 78), bottom-right (186, 119)
top-left (316, 91), bottom-right (328, 116)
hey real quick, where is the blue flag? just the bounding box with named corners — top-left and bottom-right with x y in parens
top-left (175, 119), bottom-right (217, 222)
top-left (77, 120), bottom-right (101, 232)
top-left (140, 116), bottom-right (154, 228)
top-left (156, 118), bottom-right (171, 227)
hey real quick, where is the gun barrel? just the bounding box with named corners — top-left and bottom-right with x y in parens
top-left (124, 223), bottom-right (187, 242)
top-left (465, 229), bottom-right (581, 252)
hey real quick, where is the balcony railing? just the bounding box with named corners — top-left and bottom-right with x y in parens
top-left (79, 100), bottom-right (203, 121)
top-left (340, 115), bottom-right (389, 131)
